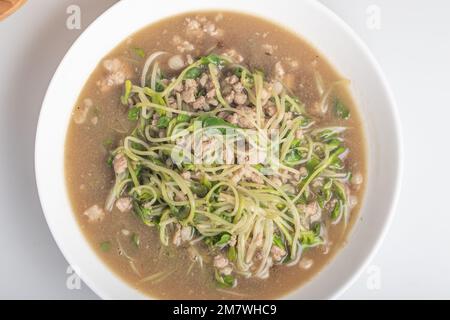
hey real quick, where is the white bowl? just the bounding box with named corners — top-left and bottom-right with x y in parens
top-left (35, 0), bottom-right (402, 299)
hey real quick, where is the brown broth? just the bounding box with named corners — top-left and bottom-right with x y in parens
top-left (65, 11), bottom-right (366, 299)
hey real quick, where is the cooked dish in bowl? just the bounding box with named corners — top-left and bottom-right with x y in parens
top-left (65, 11), bottom-right (366, 299)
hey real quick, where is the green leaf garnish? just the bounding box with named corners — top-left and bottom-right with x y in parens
top-left (128, 107), bottom-right (140, 121)
top-left (184, 67), bottom-right (202, 79)
top-left (121, 80), bottom-right (132, 105)
top-left (176, 114), bottom-right (191, 123)
top-left (227, 246), bottom-right (237, 262)
top-left (133, 47), bottom-right (145, 58)
top-left (131, 233), bottom-right (140, 248)
top-left (215, 233), bottom-right (231, 246)
top-left (334, 98), bottom-right (350, 120)
top-left (200, 54), bottom-right (227, 66)
top-left (100, 241), bottom-right (111, 252)
top-left (157, 116), bottom-right (171, 129)
top-left (273, 234), bottom-right (285, 249)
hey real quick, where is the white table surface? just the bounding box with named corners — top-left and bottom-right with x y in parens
top-left (0, 0), bottom-right (448, 299)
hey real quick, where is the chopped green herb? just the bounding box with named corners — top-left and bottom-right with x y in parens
top-left (201, 54), bottom-right (227, 66)
top-left (155, 81), bottom-right (165, 92)
top-left (103, 138), bottom-right (113, 149)
top-left (227, 246), bottom-right (237, 262)
top-left (233, 67), bottom-right (243, 77)
top-left (333, 180), bottom-right (347, 202)
top-left (106, 154), bottom-right (114, 167)
top-left (291, 138), bottom-right (301, 148)
top-left (198, 115), bottom-right (238, 134)
top-left (273, 234), bottom-right (285, 249)
top-left (121, 80), bottom-right (132, 105)
top-left (331, 200), bottom-right (342, 220)
top-left (133, 47), bottom-right (145, 58)
top-left (306, 156), bottom-right (320, 172)
top-left (190, 182), bottom-right (209, 198)
top-left (157, 116), bottom-right (171, 129)
top-left (184, 67), bottom-right (202, 79)
top-left (215, 233), bottom-right (231, 246)
top-left (300, 231), bottom-right (321, 246)
top-left (100, 241), bottom-right (111, 252)
top-left (171, 205), bottom-right (190, 220)
top-left (285, 149), bottom-right (302, 163)
top-left (327, 138), bottom-right (341, 151)
top-left (176, 114), bottom-right (191, 123)
top-left (312, 222), bottom-right (321, 236)
top-left (334, 98), bottom-right (350, 120)
top-left (182, 163), bottom-right (195, 171)
top-left (128, 107), bottom-right (140, 121)
top-left (215, 269), bottom-right (235, 288)
top-left (131, 233), bottom-right (140, 248)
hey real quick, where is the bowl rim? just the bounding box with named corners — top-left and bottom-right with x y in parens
top-left (35, 0), bottom-right (403, 300)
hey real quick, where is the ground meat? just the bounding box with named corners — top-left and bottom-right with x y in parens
top-left (299, 258), bottom-right (314, 269)
top-left (274, 61), bottom-right (285, 80)
top-left (181, 171), bottom-right (191, 179)
top-left (272, 80), bottom-right (283, 95)
top-left (226, 113), bottom-right (239, 126)
top-left (213, 255), bottom-right (229, 269)
top-left (185, 78), bottom-right (197, 89)
top-left (116, 197), bottom-right (132, 213)
top-left (271, 245), bottom-right (286, 262)
top-left (231, 165), bottom-right (264, 184)
top-left (97, 58), bottom-right (131, 92)
top-left (186, 54), bottom-right (194, 64)
top-left (181, 87), bottom-right (196, 103)
top-left (262, 43), bottom-right (277, 55)
top-left (260, 88), bottom-right (271, 106)
top-left (234, 92), bottom-right (247, 105)
top-left (225, 75), bottom-right (239, 85)
top-left (264, 103), bottom-right (277, 117)
top-left (271, 177), bottom-right (283, 187)
top-left (73, 98), bottom-right (93, 124)
top-left (299, 202), bottom-right (321, 223)
top-left (220, 266), bottom-right (233, 276)
top-left (192, 96), bottom-right (208, 110)
top-left (222, 48), bottom-right (244, 63)
top-left (299, 167), bottom-right (308, 177)
top-left (83, 205), bottom-right (105, 223)
top-left (174, 192), bottom-right (186, 201)
top-left (185, 17), bottom-right (223, 38)
top-left (168, 54), bottom-right (185, 70)
top-left (199, 73), bottom-right (209, 87)
top-left (235, 105), bottom-right (257, 128)
top-left (185, 18), bottom-right (202, 37)
top-left (173, 225), bottom-right (182, 246)
top-left (151, 113), bottom-right (160, 126)
top-left (180, 226), bottom-right (193, 242)
top-left (351, 172), bottom-right (363, 185)
top-left (349, 195), bottom-right (358, 209)
top-left (172, 224), bottom-right (192, 246)
top-left (304, 202), bottom-right (318, 217)
top-left (113, 154), bottom-right (127, 175)
top-left (172, 35), bottom-right (195, 52)
top-left (224, 91), bottom-right (235, 104)
top-left (174, 81), bottom-right (184, 92)
top-left (207, 98), bottom-right (219, 106)
top-left (206, 88), bottom-right (216, 98)
top-left (90, 116), bottom-right (98, 125)
top-left (233, 82), bottom-right (244, 93)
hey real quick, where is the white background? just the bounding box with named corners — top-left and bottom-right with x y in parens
top-left (0, 0), bottom-right (448, 299)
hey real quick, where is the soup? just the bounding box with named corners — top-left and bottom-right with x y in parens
top-left (65, 11), bottom-right (366, 299)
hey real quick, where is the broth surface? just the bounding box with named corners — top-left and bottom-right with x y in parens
top-left (65, 11), bottom-right (366, 299)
